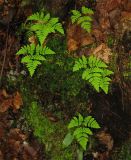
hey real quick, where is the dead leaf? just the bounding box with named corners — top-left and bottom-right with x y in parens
top-left (96, 131), bottom-right (114, 151)
top-left (92, 151), bottom-right (109, 160)
top-left (0, 0), bottom-right (4, 5)
top-left (0, 99), bottom-right (12, 113)
top-left (92, 29), bottom-right (105, 41)
top-left (12, 92), bottom-right (23, 110)
top-left (28, 35), bottom-right (37, 45)
top-left (91, 43), bottom-right (112, 63)
top-left (0, 150), bottom-right (4, 160)
top-left (99, 17), bottom-right (111, 30)
top-left (96, 0), bottom-right (126, 13)
top-left (67, 23), bottom-right (94, 52)
top-left (1, 89), bottom-right (9, 98)
top-left (23, 141), bottom-right (37, 157)
top-left (121, 11), bottom-right (131, 21)
top-left (46, 112), bottom-right (59, 122)
top-left (67, 38), bottom-right (78, 51)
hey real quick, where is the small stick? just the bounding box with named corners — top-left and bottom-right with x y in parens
top-left (0, 23), bottom-right (9, 87)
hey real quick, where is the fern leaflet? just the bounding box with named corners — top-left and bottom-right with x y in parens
top-left (16, 44), bottom-right (55, 76)
top-left (63, 113), bottom-right (100, 151)
top-left (27, 12), bottom-right (64, 45)
top-left (71, 6), bottom-right (94, 33)
top-left (73, 55), bottom-right (113, 94)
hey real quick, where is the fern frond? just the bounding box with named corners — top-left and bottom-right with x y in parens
top-left (81, 21), bottom-right (91, 33)
top-left (81, 6), bottom-right (94, 15)
top-left (68, 117), bottom-right (79, 129)
top-left (54, 23), bottom-right (64, 34)
top-left (17, 44), bottom-right (55, 76)
top-left (26, 60), bottom-right (41, 77)
top-left (27, 12), bottom-right (45, 21)
top-left (27, 12), bottom-right (64, 45)
top-left (73, 56), bottom-right (113, 94)
top-left (71, 10), bottom-right (81, 23)
top-left (77, 16), bottom-right (92, 24)
top-left (84, 116), bottom-right (100, 129)
top-left (71, 7), bottom-right (94, 33)
top-left (16, 45), bottom-right (29, 55)
top-left (73, 127), bottom-right (89, 150)
top-left (43, 46), bottom-right (55, 55)
top-left (17, 11), bottom-right (63, 77)
top-left (73, 55), bottom-right (87, 71)
top-left (64, 114), bottom-right (100, 151)
top-left (88, 55), bottom-right (107, 68)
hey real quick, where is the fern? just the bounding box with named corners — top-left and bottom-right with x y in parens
top-left (17, 11), bottom-right (64, 76)
top-left (73, 55), bottom-right (113, 94)
top-left (16, 44), bottom-right (55, 76)
top-left (63, 113), bottom-right (100, 151)
top-left (27, 12), bottom-right (64, 45)
top-left (71, 6), bottom-right (94, 33)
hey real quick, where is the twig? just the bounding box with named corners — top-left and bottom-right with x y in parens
top-left (0, 23), bottom-right (9, 87)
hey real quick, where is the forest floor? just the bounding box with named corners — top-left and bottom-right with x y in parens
top-left (0, 0), bottom-right (131, 160)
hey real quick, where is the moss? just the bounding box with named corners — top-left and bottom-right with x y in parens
top-left (24, 102), bottom-right (75, 159)
top-left (112, 140), bottom-right (131, 160)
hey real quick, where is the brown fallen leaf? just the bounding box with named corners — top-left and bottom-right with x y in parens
top-left (28, 35), bottom-right (37, 45)
top-left (0, 150), bottom-right (4, 160)
top-left (0, 0), bottom-right (4, 5)
top-left (99, 17), bottom-right (111, 30)
top-left (96, 0), bottom-right (126, 13)
top-left (12, 92), bottom-right (23, 110)
top-left (91, 43), bottom-right (112, 63)
top-left (23, 141), bottom-right (37, 157)
top-left (67, 23), bottom-right (94, 52)
top-left (96, 131), bottom-right (114, 151)
top-left (0, 99), bottom-right (12, 113)
top-left (1, 89), bottom-right (9, 98)
top-left (92, 28), bottom-right (105, 41)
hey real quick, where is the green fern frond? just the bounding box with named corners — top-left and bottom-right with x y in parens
top-left (43, 46), bottom-right (55, 55)
top-left (17, 11), bottom-right (63, 77)
top-left (71, 6), bottom-right (94, 33)
top-left (84, 116), bottom-right (100, 129)
top-left (88, 55), bottom-right (107, 68)
top-left (71, 10), bottom-right (81, 23)
top-left (27, 12), bottom-right (45, 21)
top-left (77, 16), bottom-right (92, 24)
top-left (17, 44), bottom-right (55, 76)
top-left (26, 60), bottom-right (41, 77)
top-left (73, 127), bottom-right (89, 150)
top-left (81, 6), bottom-right (94, 15)
top-left (68, 117), bottom-right (79, 129)
top-left (64, 114), bottom-right (100, 151)
top-left (27, 12), bottom-right (64, 45)
top-left (73, 55), bottom-right (87, 71)
top-left (73, 55), bottom-right (113, 94)
top-left (54, 23), bottom-right (64, 34)
top-left (81, 21), bottom-right (91, 33)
